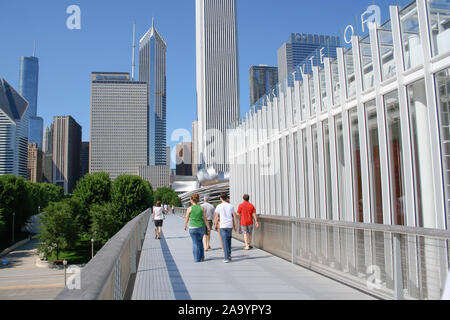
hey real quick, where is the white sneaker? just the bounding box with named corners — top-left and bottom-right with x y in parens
top-left (223, 260), bottom-right (229, 263)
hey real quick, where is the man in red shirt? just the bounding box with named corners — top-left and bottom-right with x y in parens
top-left (237, 194), bottom-right (259, 250)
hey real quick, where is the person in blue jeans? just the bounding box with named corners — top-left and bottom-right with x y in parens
top-left (214, 192), bottom-right (237, 263)
top-left (184, 193), bottom-right (211, 262)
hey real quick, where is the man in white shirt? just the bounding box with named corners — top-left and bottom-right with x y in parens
top-left (214, 192), bottom-right (237, 263)
top-left (201, 195), bottom-right (216, 251)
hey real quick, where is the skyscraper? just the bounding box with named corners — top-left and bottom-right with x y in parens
top-left (19, 56), bottom-right (43, 149)
top-left (277, 33), bottom-right (340, 82)
top-left (27, 142), bottom-right (43, 183)
top-left (139, 19), bottom-right (167, 166)
top-left (0, 78), bottom-right (29, 178)
top-left (249, 65), bottom-right (279, 106)
top-left (196, 0), bottom-right (240, 173)
top-left (52, 116), bottom-right (81, 194)
top-left (90, 72), bottom-right (148, 179)
top-left (80, 142), bottom-right (89, 178)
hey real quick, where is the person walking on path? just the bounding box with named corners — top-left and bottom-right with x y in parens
top-left (237, 194), bottom-right (259, 250)
top-left (152, 201), bottom-right (167, 240)
top-left (184, 194), bottom-right (211, 262)
top-left (201, 195), bottom-right (215, 252)
top-left (214, 192), bottom-right (237, 263)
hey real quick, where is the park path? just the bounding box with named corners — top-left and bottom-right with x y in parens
top-left (0, 239), bottom-right (65, 300)
top-left (132, 214), bottom-right (376, 300)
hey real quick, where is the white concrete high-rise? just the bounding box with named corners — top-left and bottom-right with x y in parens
top-left (196, 0), bottom-right (240, 173)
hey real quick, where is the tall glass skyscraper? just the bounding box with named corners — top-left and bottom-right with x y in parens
top-left (139, 19), bottom-right (167, 166)
top-left (278, 33), bottom-right (340, 82)
top-left (196, 0), bottom-right (240, 173)
top-left (19, 56), bottom-right (43, 149)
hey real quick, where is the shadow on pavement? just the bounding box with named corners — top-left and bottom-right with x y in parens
top-left (159, 234), bottom-right (191, 300)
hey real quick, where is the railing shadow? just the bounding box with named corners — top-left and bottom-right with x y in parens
top-left (159, 234), bottom-right (191, 300)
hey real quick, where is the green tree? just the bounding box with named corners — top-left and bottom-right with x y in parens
top-left (72, 172), bottom-right (112, 232)
top-left (0, 175), bottom-right (33, 242)
top-left (112, 175), bottom-right (153, 226)
top-left (90, 202), bottom-right (121, 246)
top-left (38, 199), bottom-right (81, 260)
top-left (38, 183), bottom-right (64, 210)
top-left (154, 187), bottom-right (181, 207)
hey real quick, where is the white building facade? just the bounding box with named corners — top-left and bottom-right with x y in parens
top-left (196, 0), bottom-right (240, 173)
top-left (229, 0), bottom-right (450, 299)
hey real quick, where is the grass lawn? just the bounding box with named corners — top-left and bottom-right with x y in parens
top-left (46, 235), bottom-right (103, 265)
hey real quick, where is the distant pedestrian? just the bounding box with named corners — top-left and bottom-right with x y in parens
top-left (152, 201), bottom-right (167, 240)
top-left (184, 194), bottom-right (211, 262)
top-left (201, 195), bottom-right (215, 251)
top-left (164, 203), bottom-right (169, 215)
top-left (237, 194), bottom-right (259, 250)
top-left (214, 192), bottom-right (237, 263)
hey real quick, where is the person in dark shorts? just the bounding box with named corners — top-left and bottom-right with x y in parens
top-left (237, 194), bottom-right (259, 250)
top-left (152, 201), bottom-right (167, 239)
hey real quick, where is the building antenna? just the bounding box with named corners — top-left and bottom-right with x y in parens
top-left (132, 21), bottom-right (136, 81)
top-left (33, 40), bottom-right (37, 57)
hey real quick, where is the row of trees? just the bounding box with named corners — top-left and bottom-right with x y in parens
top-left (38, 173), bottom-right (182, 261)
top-left (0, 175), bottom-right (64, 247)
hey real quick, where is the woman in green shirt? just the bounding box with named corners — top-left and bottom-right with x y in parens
top-left (184, 193), bottom-right (211, 262)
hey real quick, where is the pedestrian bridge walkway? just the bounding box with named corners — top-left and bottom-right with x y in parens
top-left (131, 214), bottom-right (374, 300)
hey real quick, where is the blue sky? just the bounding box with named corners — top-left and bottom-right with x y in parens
top-left (0, 0), bottom-right (411, 155)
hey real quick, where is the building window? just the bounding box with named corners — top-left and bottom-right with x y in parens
top-left (378, 21), bottom-right (396, 82)
top-left (309, 74), bottom-right (317, 116)
top-left (323, 120), bottom-right (333, 220)
top-left (407, 79), bottom-right (435, 228)
top-left (331, 59), bottom-right (341, 106)
top-left (335, 114), bottom-right (346, 221)
top-left (384, 90), bottom-right (406, 226)
top-left (435, 68), bottom-right (450, 227)
top-left (349, 108), bottom-right (363, 222)
top-left (360, 36), bottom-right (374, 91)
top-left (400, 2), bottom-right (423, 70)
top-left (344, 48), bottom-right (356, 99)
top-left (302, 129), bottom-right (310, 218)
top-left (428, 0), bottom-right (450, 57)
top-left (319, 68), bottom-right (327, 112)
top-left (312, 124), bottom-right (320, 219)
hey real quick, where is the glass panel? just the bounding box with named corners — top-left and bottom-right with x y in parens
top-left (300, 82), bottom-right (307, 121)
top-left (312, 124), bottom-right (320, 219)
top-left (360, 36), bottom-right (374, 91)
top-left (365, 100), bottom-right (383, 224)
top-left (291, 86), bottom-right (297, 125)
top-left (302, 129), bottom-right (310, 217)
top-left (344, 48), bottom-right (356, 99)
top-left (428, 0), bottom-right (450, 57)
top-left (319, 68), bottom-right (328, 112)
top-left (435, 68), bottom-right (450, 227)
top-left (309, 74), bottom-right (317, 115)
top-left (335, 114), bottom-right (346, 221)
top-left (400, 2), bottom-right (424, 70)
top-left (331, 59), bottom-right (341, 106)
top-left (408, 79), bottom-right (435, 228)
top-left (323, 120), bottom-right (333, 219)
top-left (385, 91), bottom-right (406, 225)
top-left (378, 21), bottom-right (397, 82)
top-left (349, 108), bottom-right (364, 222)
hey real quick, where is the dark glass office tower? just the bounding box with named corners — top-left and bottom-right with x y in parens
top-left (278, 34), bottom-right (340, 82)
top-left (139, 20), bottom-right (167, 166)
top-left (19, 56), bottom-right (43, 149)
top-left (249, 65), bottom-right (278, 106)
